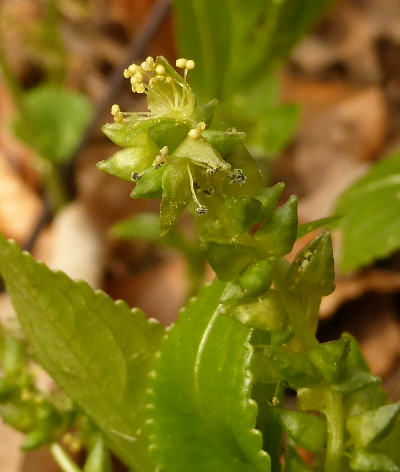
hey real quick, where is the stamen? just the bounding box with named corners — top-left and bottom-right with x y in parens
top-left (187, 164), bottom-right (207, 215)
top-left (153, 146), bottom-right (169, 169)
top-left (188, 121), bottom-right (206, 139)
top-left (231, 168), bottom-right (247, 185)
top-left (111, 104), bottom-right (123, 123)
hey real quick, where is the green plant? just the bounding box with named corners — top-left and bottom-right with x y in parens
top-left (334, 150), bottom-right (400, 273)
top-left (1, 57), bottom-right (400, 472)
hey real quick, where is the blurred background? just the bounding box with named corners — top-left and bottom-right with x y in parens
top-left (1, 0), bottom-right (400, 469)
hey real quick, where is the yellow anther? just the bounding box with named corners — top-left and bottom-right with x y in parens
top-left (123, 68), bottom-right (132, 78)
top-left (176, 58), bottom-right (187, 69)
top-left (111, 104), bottom-right (120, 115)
top-left (136, 83), bottom-right (146, 94)
top-left (128, 64), bottom-right (139, 74)
top-left (145, 56), bottom-right (155, 66)
top-left (165, 76), bottom-right (173, 84)
top-left (186, 59), bottom-right (195, 70)
top-left (111, 104), bottom-right (123, 123)
top-left (155, 64), bottom-right (165, 75)
top-left (188, 121), bottom-right (206, 139)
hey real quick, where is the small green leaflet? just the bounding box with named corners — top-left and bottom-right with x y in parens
top-left (0, 234), bottom-right (163, 472)
top-left (335, 151), bottom-right (400, 272)
top-left (147, 280), bottom-right (270, 472)
top-left (13, 85), bottom-right (93, 164)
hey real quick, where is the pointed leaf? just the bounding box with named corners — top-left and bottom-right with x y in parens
top-left (268, 349), bottom-right (319, 389)
top-left (254, 183), bottom-right (285, 223)
top-left (297, 215), bottom-right (341, 239)
top-left (238, 257), bottom-right (275, 298)
top-left (273, 407), bottom-right (326, 453)
top-left (308, 337), bottom-right (350, 384)
top-left (147, 280), bottom-right (270, 472)
top-left (202, 129), bottom-right (246, 157)
top-left (224, 290), bottom-right (287, 331)
top-left (287, 232), bottom-right (335, 296)
top-left (256, 195), bottom-right (298, 256)
top-left (160, 162), bottom-right (191, 234)
top-left (350, 450), bottom-right (400, 472)
top-left (207, 242), bottom-right (258, 281)
top-left (97, 138), bottom-right (158, 182)
top-left (130, 166), bottom-right (165, 199)
top-left (0, 235), bottom-right (164, 471)
top-left (347, 403), bottom-right (400, 449)
top-left (174, 136), bottom-right (230, 171)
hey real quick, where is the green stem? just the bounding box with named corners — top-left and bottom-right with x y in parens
top-left (50, 444), bottom-right (82, 472)
top-left (41, 160), bottom-right (68, 212)
top-left (324, 389), bottom-right (344, 472)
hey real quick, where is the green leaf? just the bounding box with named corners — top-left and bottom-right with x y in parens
top-left (256, 195), bottom-right (298, 256)
top-left (287, 232), bottom-right (335, 296)
top-left (207, 242), bottom-right (258, 281)
top-left (237, 257), bottom-right (275, 298)
top-left (147, 280), bottom-right (270, 472)
top-left (130, 166), bottom-right (165, 199)
top-left (347, 403), bottom-right (400, 449)
top-left (0, 234), bottom-right (164, 471)
top-left (273, 407), bottom-right (326, 453)
top-left (332, 369), bottom-right (380, 395)
top-left (13, 85), bottom-right (93, 164)
top-left (254, 183), bottom-right (285, 223)
top-left (160, 161), bottom-right (191, 234)
top-left (97, 137), bottom-right (158, 182)
top-left (285, 445), bottom-right (313, 472)
top-left (308, 337), bottom-right (350, 384)
top-left (335, 150), bottom-right (400, 272)
top-left (224, 290), bottom-right (288, 332)
top-left (350, 450), bottom-right (400, 472)
top-left (102, 117), bottom-right (177, 148)
top-left (173, 0), bottom-right (336, 101)
top-left (194, 99), bottom-right (218, 126)
top-left (202, 129), bottom-right (246, 157)
top-left (174, 135), bottom-right (230, 171)
top-left (267, 349), bottom-right (319, 389)
top-left (297, 215), bottom-right (341, 239)
top-left (223, 145), bottom-right (264, 197)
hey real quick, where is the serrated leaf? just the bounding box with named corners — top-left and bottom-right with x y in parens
top-left (147, 280), bottom-right (270, 472)
top-left (0, 234), bottom-right (163, 471)
top-left (350, 450), bottom-right (400, 472)
top-left (335, 150), bottom-right (400, 272)
top-left (347, 403), bottom-right (400, 449)
top-left (13, 85), bottom-right (93, 164)
top-left (273, 407), bottom-right (326, 453)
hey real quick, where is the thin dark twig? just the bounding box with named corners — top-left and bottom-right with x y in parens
top-left (63, 0), bottom-right (172, 199)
